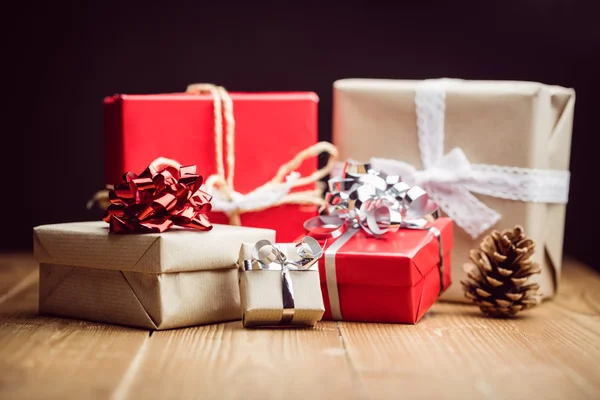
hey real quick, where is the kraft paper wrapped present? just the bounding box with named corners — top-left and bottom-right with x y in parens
top-left (238, 238), bottom-right (325, 327)
top-left (33, 222), bottom-right (275, 330)
top-left (333, 78), bottom-right (575, 302)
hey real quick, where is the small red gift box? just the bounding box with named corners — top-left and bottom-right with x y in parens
top-left (317, 218), bottom-right (453, 324)
top-left (104, 86), bottom-right (327, 242)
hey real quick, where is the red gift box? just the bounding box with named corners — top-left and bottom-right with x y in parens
top-left (317, 217), bottom-right (453, 324)
top-left (104, 88), bottom-right (323, 242)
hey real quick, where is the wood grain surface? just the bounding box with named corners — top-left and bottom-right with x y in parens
top-left (0, 255), bottom-right (148, 400)
top-left (0, 254), bottom-right (598, 400)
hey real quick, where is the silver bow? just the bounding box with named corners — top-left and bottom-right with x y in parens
top-left (305, 161), bottom-right (439, 237)
top-left (243, 237), bottom-right (323, 324)
top-left (304, 161), bottom-right (447, 317)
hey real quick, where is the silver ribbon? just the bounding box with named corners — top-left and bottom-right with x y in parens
top-left (304, 160), bottom-right (439, 237)
top-left (243, 236), bottom-right (323, 325)
top-left (426, 226), bottom-right (444, 295)
top-left (304, 160), bottom-right (445, 320)
top-left (323, 227), bottom-right (358, 320)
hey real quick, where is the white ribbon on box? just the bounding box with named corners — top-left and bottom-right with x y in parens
top-left (209, 172), bottom-right (302, 214)
top-left (350, 79), bottom-right (572, 239)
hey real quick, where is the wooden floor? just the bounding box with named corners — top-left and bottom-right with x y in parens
top-left (0, 256), bottom-right (599, 400)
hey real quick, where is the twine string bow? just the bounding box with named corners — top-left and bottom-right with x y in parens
top-left (89, 85), bottom-right (339, 219)
top-left (186, 84), bottom-right (338, 225)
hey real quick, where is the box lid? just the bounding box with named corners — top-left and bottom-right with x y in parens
top-left (105, 92), bottom-right (319, 103)
top-left (33, 221), bottom-right (275, 274)
top-left (334, 78), bottom-right (573, 97)
top-left (321, 218), bottom-right (453, 287)
top-left (103, 91), bottom-right (320, 195)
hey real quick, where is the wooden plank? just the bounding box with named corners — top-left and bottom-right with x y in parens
top-left (123, 321), bottom-right (361, 400)
top-left (1, 254), bottom-right (599, 399)
top-left (0, 254), bottom-right (39, 317)
top-left (0, 254), bottom-right (37, 300)
top-left (338, 259), bottom-right (600, 400)
top-left (554, 257), bottom-right (600, 316)
top-left (0, 256), bottom-right (150, 400)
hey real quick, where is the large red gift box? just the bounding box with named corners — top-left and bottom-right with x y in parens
top-left (104, 90), bottom-right (319, 242)
top-left (317, 218), bottom-right (453, 324)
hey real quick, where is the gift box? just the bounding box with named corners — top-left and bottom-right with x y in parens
top-left (33, 222), bottom-right (275, 330)
top-left (316, 218), bottom-right (452, 324)
top-left (104, 85), bottom-right (333, 242)
top-left (238, 238), bottom-right (325, 327)
top-left (333, 78), bottom-right (575, 302)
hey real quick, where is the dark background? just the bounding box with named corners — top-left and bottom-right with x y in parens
top-left (6, 2), bottom-right (599, 270)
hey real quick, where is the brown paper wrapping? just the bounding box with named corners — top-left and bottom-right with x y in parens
top-left (34, 221), bottom-right (275, 329)
top-left (333, 78), bottom-right (575, 302)
top-left (238, 243), bottom-right (325, 327)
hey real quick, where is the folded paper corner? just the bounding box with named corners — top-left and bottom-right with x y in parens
top-left (32, 231), bottom-right (51, 263)
top-left (132, 236), bottom-right (162, 273)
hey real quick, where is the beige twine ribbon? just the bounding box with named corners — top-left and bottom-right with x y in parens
top-left (185, 83), bottom-right (338, 226)
top-left (90, 84), bottom-right (338, 225)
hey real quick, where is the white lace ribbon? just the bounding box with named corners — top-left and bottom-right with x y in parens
top-left (367, 80), bottom-right (570, 239)
top-left (208, 172), bottom-right (300, 214)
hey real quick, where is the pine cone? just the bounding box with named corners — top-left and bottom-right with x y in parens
top-left (461, 225), bottom-right (542, 317)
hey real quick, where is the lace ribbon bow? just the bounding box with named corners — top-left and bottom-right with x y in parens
top-left (103, 157), bottom-right (213, 233)
top-left (304, 161), bottom-right (439, 238)
top-left (368, 80), bottom-right (570, 239)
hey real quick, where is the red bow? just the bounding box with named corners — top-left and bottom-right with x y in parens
top-left (103, 157), bottom-right (213, 233)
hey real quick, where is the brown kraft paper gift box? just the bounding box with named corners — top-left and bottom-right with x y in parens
top-left (238, 241), bottom-right (325, 327)
top-left (333, 78), bottom-right (575, 302)
top-left (33, 221), bottom-right (275, 329)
